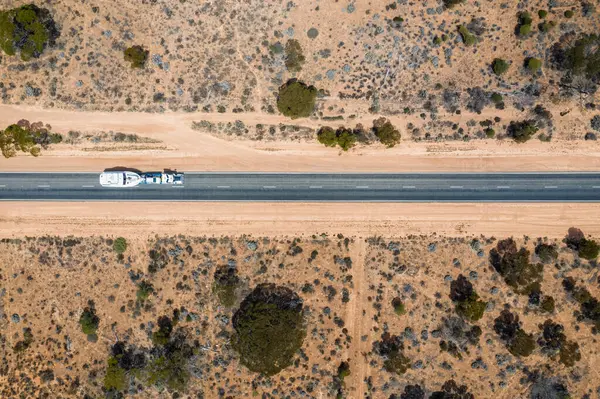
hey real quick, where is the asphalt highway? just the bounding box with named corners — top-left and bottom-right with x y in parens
top-left (1, 172), bottom-right (600, 202)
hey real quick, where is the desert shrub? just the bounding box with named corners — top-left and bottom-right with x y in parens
top-left (591, 115), bottom-right (600, 131)
top-left (489, 238), bottom-right (543, 294)
top-left (535, 243), bottom-right (558, 264)
top-left (123, 45), bottom-right (149, 68)
top-left (372, 118), bottom-right (401, 147)
top-left (430, 380), bottom-right (474, 399)
top-left (537, 320), bottom-right (580, 366)
top-left (232, 283), bottom-right (306, 376)
top-left (113, 237), bottom-right (127, 254)
top-left (337, 361), bottom-right (350, 380)
top-left (506, 120), bottom-right (539, 143)
top-left (492, 58), bottom-right (509, 75)
top-left (152, 315), bottom-right (174, 346)
top-left (276, 79), bottom-right (317, 119)
top-left (458, 25), bottom-right (476, 46)
top-left (394, 385), bottom-right (425, 399)
top-left (527, 57), bottom-right (543, 72)
top-left (540, 296), bottom-right (556, 313)
top-left (466, 87), bottom-right (490, 114)
top-left (550, 34), bottom-right (600, 94)
top-left (317, 126), bottom-right (357, 151)
top-left (443, 0), bottom-right (465, 8)
top-left (13, 328), bottom-right (34, 352)
top-left (564, 227), bottom-right (599, 259)
top-left (436, 316), bottom-right (481, 359)
top-left (148, 247), bottom-right (169, 274)
top-left (563, 277), bottom-right (600, 330)
top-left (213, 264), bottom-right (241, 307)
top-left (79, 301), bottom-right (100, 336)
top-left (136, 281), bottom-right (154, 302)
top-left (538, 10), bottom-right (548, 18)
top-left (529, 375), bottom-right (571, 399)
top-left (0, 4), bottom-right (60, 61)
top-left (104, 357), bottom-right (127, 391)
top-left (284, 39), bottom-right (305, 72)
top-left (494, 310), bottom-right (535, 357)
top-left (564, 10), bottom-right (574, 18)
top-left (539, 21), bottom-right (556, 33)
top-left (373, 333), bottom-right (411, 375)
top-left (392, 297), bottom-right (406, 315)
top-left (516, 12), bottom-right (533, 38)
top-left (450, 275), bottom-right (486, 322)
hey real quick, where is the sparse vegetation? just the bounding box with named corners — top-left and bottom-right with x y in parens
top-left (565, 227), bottom-right (599, 260)
top-left (506, 120), bottom-right (539, 143)
top-left (494, 309), bottom-right (536, 357)
top-left (284, 39), bottom-right (305, 72)
top-left (213, 264), bottom-right (241, 307)
top-left (458, 25), bottom-right (476, 46)
top-left (450, 275), bottom-right (487, 322)
top-left (276, 79), bottom-right (317, 119)
top-left (372, 118), bottom-right (401, 147)
top-left (489, 238), bottom-right (543, 295)
top-left (112, 237), bottom-right (127, 254)
top-left (0, 120), bottom-right (61, 158)
top-left (317, 126), bottom-right (357, 151)
top-left (373, 333), bottom-right (411, 375)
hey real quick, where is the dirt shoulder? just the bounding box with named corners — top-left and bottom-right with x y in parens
top-left (2, 202), bottom-right (599, 238)
top-left (2, 105), bottom-right (600, 172)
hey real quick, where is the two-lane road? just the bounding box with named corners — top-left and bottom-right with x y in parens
top-left (1, 172), bottom-right (600, 201)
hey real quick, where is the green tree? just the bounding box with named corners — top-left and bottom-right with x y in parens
top-left (538, 10), bottom-right (548, 18)
top-left (336, 128), bottom-right (357, 151)
top-left (0, 4), bottom-right (60, 61)
top-left (136, 280), bottom-right (154, 302)
top-left (372, 118), bottom-right (401, 147)
top-left (104, 357), bottom-right (127, 391)
top-left (276, 79), bottom-right (317, 119)
top-left (578, 239), bottom-right (600, 260)
top-left (113, 237), bottom-right (127, 254)
top-left (232, 284), bottom-right (306, 376)
top-left (123, 45), bottom-right (149, 69)
top-left (391, 297), bottom-right (406, 315)
top-left (284, 39), bottom-right (305, 72)
top-left (492, 58), bottom-right (510, 75)
top-left (516, 12), bottom-right (533, 38)
top-left (317, 126), bottom-right (337, 147)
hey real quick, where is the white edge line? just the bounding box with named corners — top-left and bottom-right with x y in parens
top-left (356, 186), bottom-right (369, 189)
top-left (217, 186), bottom-right (230, 189)
top-left (544, 186), bottom-right (558, 189)
top-left (450, 186), bottom-right (464, 189)
top-left (309, 186), bottom-right (322, 189)
top-left (403, 186), bottom-right (416, 189)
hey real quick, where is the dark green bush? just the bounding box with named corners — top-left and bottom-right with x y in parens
top-left (527, 57), bottom-right (542, 72)
top-left (392, 297), bottom-right (406, 315)
top-left (152, 315), bottom-right (174, 346)
top-left (372, 118), bottom-right (401, 147)
top-left (450, 275), bottom-right (486, 321)
top-left (458, 25), bottom-right (476, 46)
top-left (79, 301), bottom-right (100, 336)
top-left (213, 264), bottom-right (241, 307)
top-left (317, 126), bottom-right (357, 151)
top-left (0, 121), bottom-right (61, 158)
top-left (13, 328), bottom-right (33, 352)
top-left (538, 10), bottom-right (548, 18)
top-left (284, 39), bottom-right (305, 72)
top-left (443, 0), bottom-right (465, 9)
top-left (492, 58), bottom-right (509, 75)
top-left (540, 296), bottom-right (556, 313)
top-left (494, 310), bottom-right (535, 357)
top-left (564, 10), bottom-right (574, 18)
top-left (490, 238), bottom-right (543, 295)
top-left (104, 357), bottom-right (127, 391)
top-left (373, 333), bottom-right (411, 375)
top-left (563, 277), bottom-right (600, 330)
top-left (506, 120), bottom-right (539, 143)
top-left (578, 238), bottom-right (599, 260)
top-left (535, 243), bottom-right (558, 264)
top-left (516, 12), bottom-right (533, 38)
top-left (551, 34), bottom-right (600, 86)
top-left (276, 79), bottom-right (317, 119)
top-left (0, 4), bottom-right (60, 61)
top-left (124, 45), bottom-right (148, 68)
top-left (430, 380), bottom-right (474, 399)
top-left (232, 283), bottom-right (306, 376)
top-left (136, 280), bottom-right (154, 302)
top-left (113, 237), bottom-right (127, 254)
top-left (508, 329), bottom-right (536, 357)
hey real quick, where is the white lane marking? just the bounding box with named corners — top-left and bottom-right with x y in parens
top-left (82, 185), bottom-right (95, 188)
top-left (217, 186), bottom-right (230, 189)
top-left (544, 186), bottom-right (558, 189)
top-left (497, 186), bottom-right (510, 189)
top-left (403, 185), bottom-right (416, 189)
top-left (356, 185), bottom-right (369, 189)
top-left (172, 185), bottom-right (185, 188)
top-left (0, 185), bottom-right (5, 188)
top-left (37, 185), bottom-right (50, 188)
top-left (309, 186), bottom-right (322, 189)
top-left (450, 186), bottom-right (464, 189)
top-left (263, 186), bottom-right (276, 189)
top-left (593, 186), bottom-right (600, 189)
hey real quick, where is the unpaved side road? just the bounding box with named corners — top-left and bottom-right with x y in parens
top-left (2, 105), bottom-right (600, 172)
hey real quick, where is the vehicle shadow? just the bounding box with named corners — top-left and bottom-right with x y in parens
top-left (104, 167), bottom-right (143, 174)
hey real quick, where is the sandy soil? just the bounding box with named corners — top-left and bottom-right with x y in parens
top-left (2, 105), bottom-right (600, 172)
top-left (2, 202), bottom-right (600, 238)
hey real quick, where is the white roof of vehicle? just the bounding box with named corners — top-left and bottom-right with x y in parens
top-left (99, 171), bottom-right (142, 187)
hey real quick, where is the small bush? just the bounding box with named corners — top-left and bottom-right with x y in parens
top-left (213, 264), bottom-right (241, 307)
top-left (489, 238), bottom-right (543, 294)
top-left (527, 57), bottom-right (543, 72)
top-left (538, 10), bottom-right (548, 18)
top-left (123, 45), bottom-right (149, 68)
top-left (104, 357), bottom-right (127, 391)
top-left (0, 121), bottom-right (61, 158)
top-left (578, 239), bottom-right (599, 260)
top-left (113, 237), bottom-right (127, 254)
top-left (13, 328), bottom-right (34, 352)
top-left (492, 58), bottom-right (509, 75)
top-left (564, 10), bottom-right (574, 18)
top-left (591, 115), bottom-right (600, 131)
top-left (535, 243), bottom-right (558, 264)
top-left (450, 275), bottom-right (486, 322)
top-left (276, 79), bottom-right (317, 119)
top-left (373, 333), bottom-right (411, 375)
top-left (430, 380), bottom-right (475, 399)
top-left (443, 0), bottom-right (465, 8)
top-left (136, 280), bottom-right (154, 302)
top-left (494, 310), bottom-right (535, 357)
top-left (284, 39), bottom-right (305, 72)
top-left (317, 126), bottom-right (357, 151)
top-left (151, 315), bottom-right (174, 346)
top-left (516, 12), bottom-right (533, 38)
top-left (392, 297), bottom-right (406, 315)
